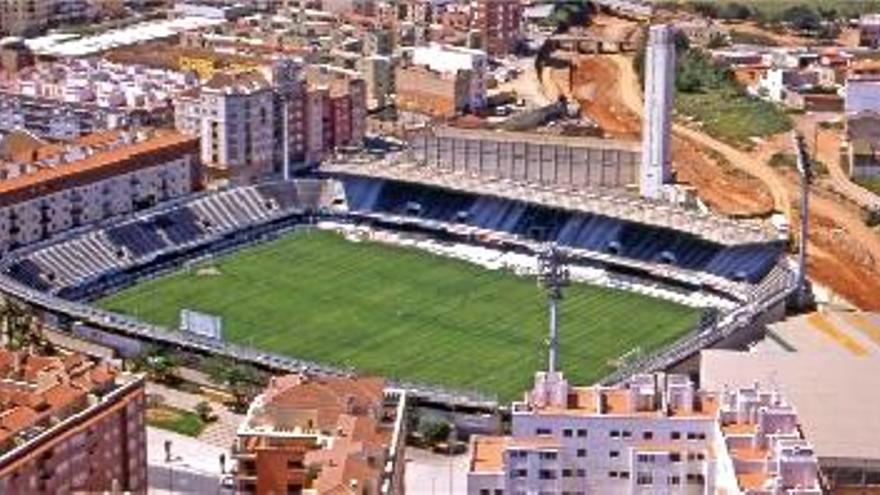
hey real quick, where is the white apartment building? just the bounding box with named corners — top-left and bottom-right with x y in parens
top-left (411, 43), bottom-right (488, 111)
top-left (0, 131), bottom-right (198, 253)
top-left (175, 59), bottom-right (367, 185)
top-left (0, 60), bottom-right (198, 140)
top-left (177, 71), bottom-right (276, 185)
top-left (468, 372), bottom-right (822, 495)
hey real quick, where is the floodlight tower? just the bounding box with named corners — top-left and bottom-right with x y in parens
top-left (793, 133), bottom-right (814, 309)
top-left (537, 243), bottom-right (571, 374)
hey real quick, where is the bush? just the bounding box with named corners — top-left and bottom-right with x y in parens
top-left (865, 208), bottom-right (880, 227)
top-left (778, 5), bottom-right (822, 32)
top-left (195, 401), bottom-right (215, 422)
top-left (420, 420), bottom-right (452, 444)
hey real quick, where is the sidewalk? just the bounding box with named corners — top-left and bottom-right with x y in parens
top-left (147, 427), bottom-right (232, 495)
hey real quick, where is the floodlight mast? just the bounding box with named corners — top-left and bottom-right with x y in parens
top-left (537, 243), bottom-right (571, 374)
top-left (793, 133), bottom-right (813, 309)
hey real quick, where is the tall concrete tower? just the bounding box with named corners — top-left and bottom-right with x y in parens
top-left (640, 24), bottom-right (676, 199)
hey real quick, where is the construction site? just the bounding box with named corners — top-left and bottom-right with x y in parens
top-left (533, 11), bottom-right (880, 310)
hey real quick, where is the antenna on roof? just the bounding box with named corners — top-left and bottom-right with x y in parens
top-left (537, 243), bottom-right (570, 374)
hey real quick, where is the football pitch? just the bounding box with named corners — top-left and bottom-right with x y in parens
top-left (98, 230), bottom-right (702, 400)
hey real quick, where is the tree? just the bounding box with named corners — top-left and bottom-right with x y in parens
top-left (195, 401), bottom-right (214, 422)
top-left (717, 2), bottom-right (752, 21)
top-left (780, 5), bottom-right (822, 32)
top-left (132, 345), bottom-right (181, 384)
top-left (419, 420), bottom-right (452, 445)
top-left (0, 297), bottom-right (51, 353)
top-left (203, 356), bottom-right (264, 412)
top-left (706, 32), bottom-right (729, 49)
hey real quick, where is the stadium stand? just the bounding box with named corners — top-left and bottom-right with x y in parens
top-left (0, 181), bottom-right (336, 297)
top-left (340, 177), bottom-right (784, 283)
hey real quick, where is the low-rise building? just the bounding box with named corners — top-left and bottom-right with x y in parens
top-left (233, 374), bottom-right (407, 495)
top-left (411, 43), bottom-right (488, 111)
top-left (396, 65), bottom-right (473, 118)
top-left (859, 14), bottom-right (880, 49)
top-left (0, 347), bottom-right (147, 494)
top-left (0, 130), bottom-right (198, 253)
top-left (0, 59), bottom-right (198, 141)
top-left (468, 371), bottom-right (822, 495)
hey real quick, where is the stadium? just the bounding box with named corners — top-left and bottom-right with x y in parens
top-left (0, 162), bottom-right (795, 404)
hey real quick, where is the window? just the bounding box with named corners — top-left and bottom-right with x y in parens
top-left (494, 491), bottom-right (503, 495)
top-left (609, 430), bottom-right (620, 438)
top-left (687, 432), bottom-right (697, 440)
top-left (643, 431), bottom-right (654, 440)
top-left (562, 469), bottom-right (573, 478)
top-left (576, 449), bottom-right (587, 458)
top-left (609, 451), bottom-right (620, 459)
top-left (539, 452), bottom-right (557, 460)
top-left (563, 429), bottom-right (573, 438)
top-left (622, 431), bottom-right (632, 439)
top-left (510, 450), bottom-right (527, 459)
top-left (636, 473), bottom-right (653, 486)
top-left (620, 471), bottom-right (630, 479)
top-left (512, 469), bottom-right (527, 478)
top-left (669, 452), bottom-right (682, 463)
top-left (536, 428), bottom-right (552, 436)
top-left (576, 429), bottom-right (587, 438)
top-left (637, 454), bottom-right (654, 463)
top-left (669, 475), bottom-right (681, 486)
top-left (481, 490), bottom-right (490, 495)
top-left (538, 469), bottom-right (556, 480)
top-left (698, 433), bottom-right (706, 440)
top-left (687, 474), bottom-right (706, 485)
top-left (671, 431), bottom-right (681, 440)
top-left (576, 469), bottom-right (586, 478)
top-left (608, 471), bottom-right (618, 478)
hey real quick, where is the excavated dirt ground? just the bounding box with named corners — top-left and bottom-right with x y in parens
top-left (557, 40), bottom-right (880, 309)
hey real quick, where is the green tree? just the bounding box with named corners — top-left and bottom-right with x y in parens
top-left (0, 297), bottom-right (51, 353)
top-left (780, 5), bottom-right (822, 32)
top-left (132, 345), bottom-right (181, 384)
top-left (203, 356), bottom-right (264, 412)
top-left (195, 401), bottom-right (214, 422)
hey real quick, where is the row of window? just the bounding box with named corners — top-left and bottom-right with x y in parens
top-left (536, 427), bottom-right (708, 442)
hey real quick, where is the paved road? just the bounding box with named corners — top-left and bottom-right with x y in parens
top-left (147, 427), bottom-right (232, 495)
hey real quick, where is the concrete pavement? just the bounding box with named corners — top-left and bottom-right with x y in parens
top-left (147, 427), bottom-right (232, 495)
top-left (404, 447), bottom-right (469, 495)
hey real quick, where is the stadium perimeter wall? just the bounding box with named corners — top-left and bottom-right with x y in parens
top-left (408, 127), bottom-right (641, 189)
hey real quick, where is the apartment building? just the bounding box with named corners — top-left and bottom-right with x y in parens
top-left (0, 347), bottom-right (147, 494)
top-left (233, 374), bottom-right (407, 495)
top-left (0, 59), bottom-right (197, 141)
top-left (0, 0), bottom-right (50, 37)
top-left (859, 14), bottom-right (880, 49)
top-left (411, 43), bottom-right (488, 111)
top-left (0, 130), bottom-right (198, 253)
top-left (396, 65), bottom-right (472, 117)
top-left (176, 60), bottom-right (366, 184)
top-left (474, 0), bottom-right (521, 57)
top-left (468, 371), bottom-right (822, 495)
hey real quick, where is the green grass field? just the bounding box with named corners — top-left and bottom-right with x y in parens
top-left (98, 230), bottom-right (701, 400)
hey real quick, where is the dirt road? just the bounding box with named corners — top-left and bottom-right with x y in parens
top-left (606, 53), bottom-right (880, 309)
top-left (608, 54), bottom-right (776, 216)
